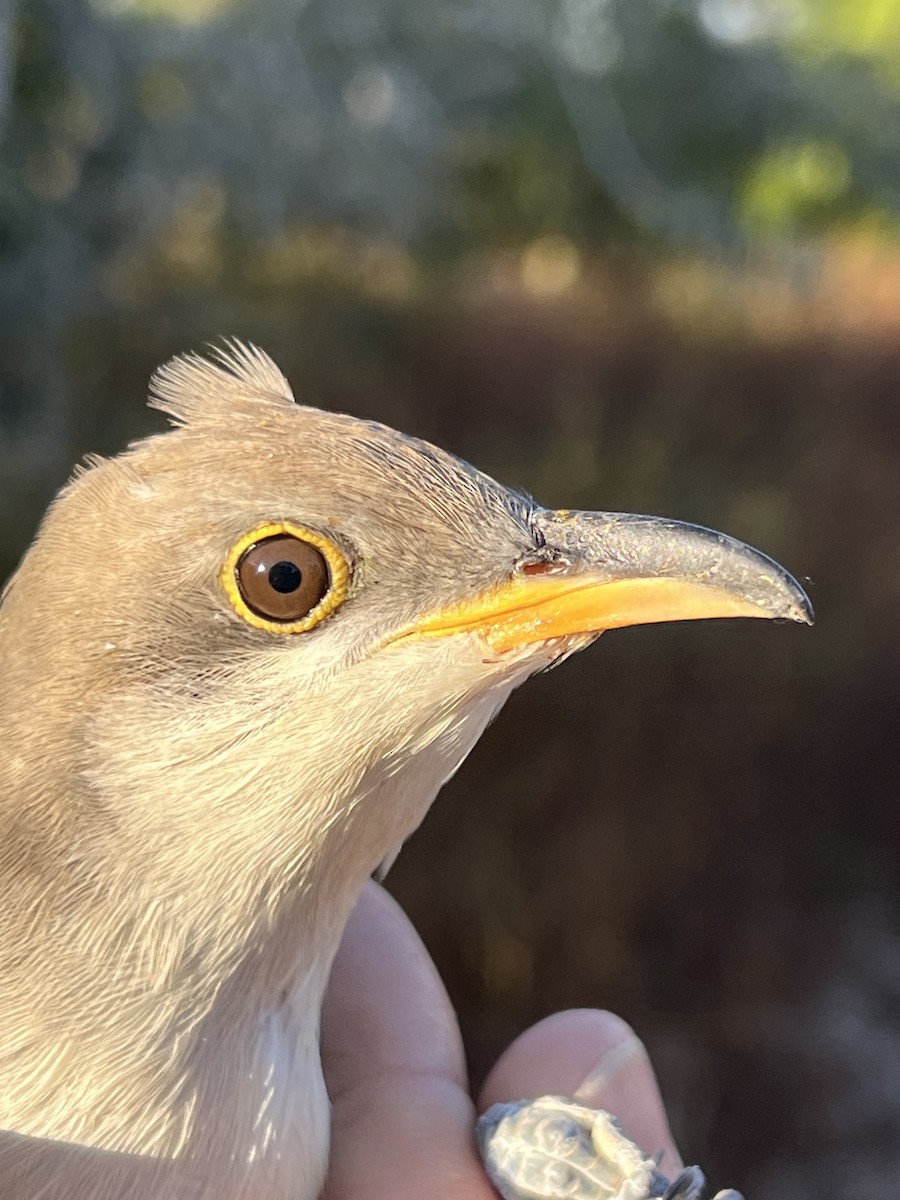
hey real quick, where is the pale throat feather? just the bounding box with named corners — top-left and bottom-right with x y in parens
top-left (163, 657), bottom-right (524, 1197)
top-left (4, 638), bottom-right (527, 1198)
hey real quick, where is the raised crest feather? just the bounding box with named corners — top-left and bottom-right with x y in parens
top-left (149, 340), bottom-right (295, 426)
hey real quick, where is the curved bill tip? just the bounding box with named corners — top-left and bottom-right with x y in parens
top-left (524, 508), bottom-right (816, 636)
top-left (784, 586), bottom-right (814, 626)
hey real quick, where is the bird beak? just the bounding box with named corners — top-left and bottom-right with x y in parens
top-left (401, 510), bottom-right (813, 654)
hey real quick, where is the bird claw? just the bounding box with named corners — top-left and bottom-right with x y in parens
top-left (476, 1096), bottom-right (744, 1200)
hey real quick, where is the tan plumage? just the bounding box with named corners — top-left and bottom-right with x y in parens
top-left (0, 344), bottom-right (811, 1199)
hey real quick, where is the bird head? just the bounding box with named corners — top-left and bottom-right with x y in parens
top-left (0, 344), bottom-right (811, 1180)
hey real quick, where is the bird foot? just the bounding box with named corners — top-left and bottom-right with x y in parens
top-left (477, 1096), bottom-right (744, 1200)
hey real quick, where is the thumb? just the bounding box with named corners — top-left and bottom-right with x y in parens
top-left (479, 1009), bottom-right (683, 1177)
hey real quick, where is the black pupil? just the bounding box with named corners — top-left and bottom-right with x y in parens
top-left (268, 561), bottom-right (302, 594)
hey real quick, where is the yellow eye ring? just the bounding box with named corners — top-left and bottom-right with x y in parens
top-left (221, 521), bottom-right (350, 634)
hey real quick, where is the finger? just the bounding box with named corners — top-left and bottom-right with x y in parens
top-left (479, 1009), bottom-right (683, 1175)
top-left (321, 882), bottom-right (496, 1200)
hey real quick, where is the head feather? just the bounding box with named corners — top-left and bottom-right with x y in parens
top-left (149, 341), bottom-right (295, 427)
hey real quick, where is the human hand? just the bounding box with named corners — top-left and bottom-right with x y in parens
top-left (321, 882), bottom-right (682, 1200)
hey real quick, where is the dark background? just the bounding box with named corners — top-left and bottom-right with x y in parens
top-left (1, 2), bottom-right (898, 1196)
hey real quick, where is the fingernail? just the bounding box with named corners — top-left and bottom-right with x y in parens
top-left (573, 1031), bottom-right (650, 1106)
top-left (572, 1029), bottom-right (684, 1176)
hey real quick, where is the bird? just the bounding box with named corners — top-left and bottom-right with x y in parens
top-left (0, 343), bottom-right (811, 1200)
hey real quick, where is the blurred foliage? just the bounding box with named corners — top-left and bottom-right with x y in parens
top-left (2, 2), bottom-right (900, 1198)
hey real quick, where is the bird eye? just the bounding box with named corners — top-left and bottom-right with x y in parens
top-left (222, 522), bottom-right (350, 634)
top-left (238, 536), bottom-right (328, 620)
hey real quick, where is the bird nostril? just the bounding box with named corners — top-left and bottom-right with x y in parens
top-left (520, 558), bottom-right (570, 576)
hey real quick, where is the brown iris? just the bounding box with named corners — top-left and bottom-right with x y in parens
top-left (236, 535), bottom-right (330, 622)
top-left (222, 521), bottom-right (350, 634)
